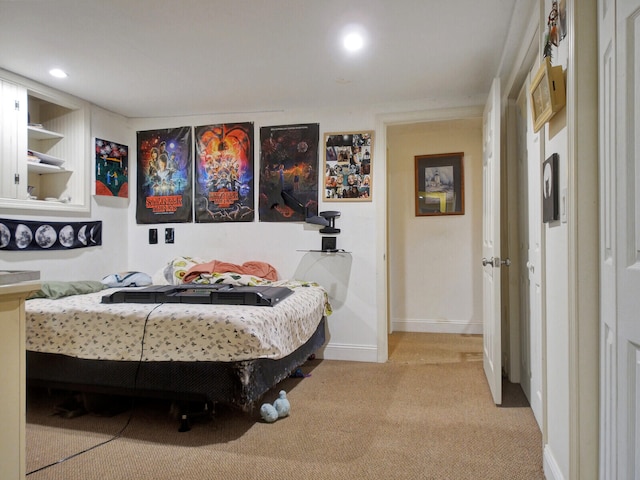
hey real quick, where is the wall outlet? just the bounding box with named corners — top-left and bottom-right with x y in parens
top-left (165, 228), bottom-right (174, 244)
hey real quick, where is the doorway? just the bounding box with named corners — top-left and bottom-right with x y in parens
top-left (385, 118), bottom-right (484, 340)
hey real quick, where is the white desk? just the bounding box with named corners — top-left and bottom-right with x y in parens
top-left (0, 280), bottom-right (40, 480)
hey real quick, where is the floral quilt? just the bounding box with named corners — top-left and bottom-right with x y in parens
top-left (25, 280), bottom-right (330, 363)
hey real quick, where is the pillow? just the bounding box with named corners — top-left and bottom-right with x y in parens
top-left (152, 256), bottom-right (205, 285)
top-left (101, 271), bottom-right (152, 287)
top-left (28, 280), bottom-right (107, 300)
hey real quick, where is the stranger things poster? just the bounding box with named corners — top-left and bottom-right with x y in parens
top-left (258, 123), bottom-right (319, 222)
top-left (194, 122), bottom-right (254, 222)
top-left (136, 127), bottom-right (193, 224)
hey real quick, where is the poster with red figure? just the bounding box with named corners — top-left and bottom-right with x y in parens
top-left (136, 127), bottom-right (193, 224)
top-left (95, 138), bottom-right (128, 198)
top-left (258, 123), bottom-right (319, 222)
top-left (194, 122), bottom-right (254, 223)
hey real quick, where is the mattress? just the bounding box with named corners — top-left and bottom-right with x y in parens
top-left (26, 281), bottom-right (329, 363)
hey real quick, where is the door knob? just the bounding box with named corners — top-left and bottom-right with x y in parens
top-left (482, 257), bottom-right (492, 267)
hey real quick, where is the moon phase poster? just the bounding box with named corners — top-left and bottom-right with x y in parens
top-left (258, 123), bottom-right (319, 222)
top-left (0, 218), bottom-right (102, 251)
top-left (194, 122), bottom-right (254, 222)
top-left (136, 127), bottom-right (193, 224)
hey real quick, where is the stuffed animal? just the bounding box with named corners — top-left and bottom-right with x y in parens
top-left (260, 403), bottom-right (278, 423)
top-left (273, 390), bottom-right (290, 418)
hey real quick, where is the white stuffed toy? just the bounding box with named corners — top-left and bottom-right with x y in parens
top-left (260, 390), bottom-right (291, 423)
top-left (260, 403), bottom-right (278, 423)
top-left (273, 390), bottom-right (290, 418)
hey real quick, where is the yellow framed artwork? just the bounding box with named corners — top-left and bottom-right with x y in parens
top-left (530, 57), bottom-right (566, 133)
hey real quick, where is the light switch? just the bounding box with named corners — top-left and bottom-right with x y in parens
top-left (561, 187), bottom-right (567, 223)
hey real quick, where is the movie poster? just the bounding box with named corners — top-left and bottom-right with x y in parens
top-left (194, 122), bottom-right (254, 222)
top-left (95, 138), bottom-right (128, 197)
top-left (136, 127), bottom-right (193, 224)
top-left (258, 123), bottom-right (319, 222)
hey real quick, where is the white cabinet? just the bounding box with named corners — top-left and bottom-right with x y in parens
top-left (0, 69), bottom-right (90, 213)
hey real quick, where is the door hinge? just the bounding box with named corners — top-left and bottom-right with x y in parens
top-left (15, 100), bottom-right (20, 111)
top-left (14, 173), bottom-right (20, 184)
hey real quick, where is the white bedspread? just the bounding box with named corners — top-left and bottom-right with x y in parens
top-left (25, 282), bottom-right (328, 362)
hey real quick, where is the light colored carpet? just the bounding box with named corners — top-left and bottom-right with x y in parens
top-left (26, 333), bottom-right (543, 479)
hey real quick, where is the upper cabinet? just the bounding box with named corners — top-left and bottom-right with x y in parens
top-left (0, 69), bottom-right (90, 213)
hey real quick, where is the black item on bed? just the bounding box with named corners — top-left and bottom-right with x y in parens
top-left (100, 284), bottom-right (294, 306)
top-left (26, 318), bottom-right (325, 412)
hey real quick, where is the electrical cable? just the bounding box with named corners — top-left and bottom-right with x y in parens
top-left (26, 302), bottom-right (163, 476)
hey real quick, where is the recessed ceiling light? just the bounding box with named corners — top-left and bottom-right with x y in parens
top-left (343, 32), bottom-right (364, 52)
top-left (49, 68), bottom-right (68, 79)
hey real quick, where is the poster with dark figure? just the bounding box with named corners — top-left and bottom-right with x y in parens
top-left (95, 138), bottom-right (128, 197)
top-left (194, 123), bottom-right (254, 223)
top-left (542, 153), bottom-right (559, 223)
top-left (259, 123), bottom-right (319, 222)
top-left (136, 127), bottom-right (193, 224)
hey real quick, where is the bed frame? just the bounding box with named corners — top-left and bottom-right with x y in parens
top-left (27, 317), bottom-right (326, 414)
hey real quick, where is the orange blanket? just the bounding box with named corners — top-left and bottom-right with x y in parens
top-left (182, 260), bottom-right (278, 283)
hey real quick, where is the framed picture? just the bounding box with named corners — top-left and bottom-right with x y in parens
top-left (542, 153), bottom-right (559, 223)
top-left (415, 152), bottom-right (465, 216)
top-left (94, 138), bottom-right (129, 198)
top-left (529, 57), bottom-right (566, 132)
top-left (323, 131), bottom-right (373, 201)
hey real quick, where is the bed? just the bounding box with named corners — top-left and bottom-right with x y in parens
top-left (24, 260), bottom-right (330, 415)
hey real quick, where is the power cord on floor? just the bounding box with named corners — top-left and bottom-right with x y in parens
top-left (26, 302), bottom-right (163, 476)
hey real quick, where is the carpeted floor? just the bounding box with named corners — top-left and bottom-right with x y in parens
top-left (25, 333), bottom-right (544, 479)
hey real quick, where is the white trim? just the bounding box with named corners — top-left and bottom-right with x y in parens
top-left (318, 343), bottom-right (378, 363)
top-left (544, 444), bottom-right (566, 480)
top-left (392, 318), bottom-right (482, 335)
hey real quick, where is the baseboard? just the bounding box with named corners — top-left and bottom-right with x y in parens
top-left (317, 342), bottom-right (378, 362)
top-left (543, 444), bottom-right (565, 480)
top-left (392, 318), bottom-right (483, 335)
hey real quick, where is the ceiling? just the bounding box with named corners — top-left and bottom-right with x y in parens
top-left (0, 0), bottom-right (527, 119)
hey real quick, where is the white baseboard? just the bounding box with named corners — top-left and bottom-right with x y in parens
top-left (317, 342), bottom-right (378, 362)
top-left (392, 318), bottom-right (483, 335)
top-left (543, 444), bottom-right (565, 480)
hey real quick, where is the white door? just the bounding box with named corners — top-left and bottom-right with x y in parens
top-left (598, 0), bottom-right (640, 477)
top-left (516, 70), bottom-right (544, 429)
top-left (482, 77), bottom-right (502, 405)
top-left (615, 0), bottom-right (640, 476)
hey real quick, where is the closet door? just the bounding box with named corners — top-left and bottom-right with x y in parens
top-left (615, 0), bottom-right (640, 477)
top-left (598, 0), bottom-right (616, 476)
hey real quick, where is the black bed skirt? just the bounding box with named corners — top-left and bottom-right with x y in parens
top-left (27, 317), bottom-right (326, 411)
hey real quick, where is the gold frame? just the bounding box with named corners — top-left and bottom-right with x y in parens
top-left (530, 57), bottom-right (566, 132)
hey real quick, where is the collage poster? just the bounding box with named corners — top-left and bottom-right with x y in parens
top-left (95, 138), bottom-right (129, 197)
top-left (136, 127), bottom-right (193, 224)
top-left (194, 123), bottom-right (254, 223)
top-left (258, 123), bottom-right (319, 222)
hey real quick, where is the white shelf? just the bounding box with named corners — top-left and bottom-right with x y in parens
top-left (28, 125), bottom-right (64, 140)
top-left (27, 162), bottom-right (69, 174)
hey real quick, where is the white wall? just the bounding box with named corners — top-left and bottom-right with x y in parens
top-left (0, 106), bottom-right (130, 281)
top-left (126, 108), bottom-right (381, 362)
top-left (386, 118), bottom-right (483, 334)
